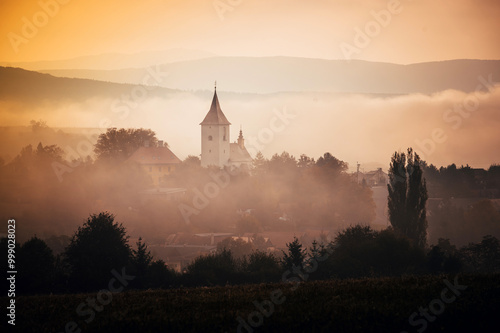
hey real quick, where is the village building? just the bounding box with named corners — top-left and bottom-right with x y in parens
top-left (127, 140), bottom-right (182, 186)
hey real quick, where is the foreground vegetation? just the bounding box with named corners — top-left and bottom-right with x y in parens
top-left (10, 274), bottom-right (500, 333)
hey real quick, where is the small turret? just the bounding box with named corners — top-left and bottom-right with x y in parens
top-left (237, 126), bottom-right (245, 149)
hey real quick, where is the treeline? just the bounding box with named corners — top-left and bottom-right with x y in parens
top-left (423, 163), bottom-right (500, 246)
top-left (0, 126), bottom-right (184, 242)
top-left (423, 163), bottom-right (500, 198)
top-left (185, 226), bottom-right (500, 286)
top-left (2, 212), bottom-right (499, 295)
top-left (1, 212), bottom-right (175, 295)
top-left (171, 151), bottom-right (376, 232)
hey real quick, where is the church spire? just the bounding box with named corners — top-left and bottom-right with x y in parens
top-left (200, 85), bottom-right (231, 125)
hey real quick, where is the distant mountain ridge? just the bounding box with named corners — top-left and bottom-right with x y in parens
top-left (0, 66), bottom-right (176, 104)
top-left (0, 49), bottom-right (217, 71)
top-left (33, 57), bottom-right (500, 95)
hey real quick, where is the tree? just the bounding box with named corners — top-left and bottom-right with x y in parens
top-left (183, 155), bottom-right (201, 166)
top-left (30, 119), bottom-right (49, 132)
top-left (298, 154), bottom-right (315, 168)
top-left (217, 237), bottom-right (254, 259)
top-left (427, 239), bottom-right (462, 274)
top-left (184, 249), bottom-right (237, 286)
top-left (18, 236), bottom-right (56, 294)
top-left (146, 260), bottom-right (176, 288)
top-left (94, 128), bottom-right (158, 162)
top-left (460, 235), bottom-right (500, 273)
top-left (36, 142), bottom-right (64, 162)
top-left (132, 237), bottom-right (153, 288)
top-left (281, 236), bottom-right (306, 270)
top-left (268, 151), bottom-right (297, 175)
top-left (242, 251), bottom-right (281, 283)
top-left (252, 151), bottom-right (267, 175)
top-left (387, 148), bottom-right (428, 248)
top-left (316, 152), bottom-right (348, 173)
top-left (64, 212), bottom-right (132, 291)
top-left (334, 225), bottom-right (377, 248)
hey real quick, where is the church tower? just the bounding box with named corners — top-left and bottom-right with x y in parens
top-left (200, 85), bottom-right (231, 167)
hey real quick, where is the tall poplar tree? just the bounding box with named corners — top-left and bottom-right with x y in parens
top-left (387, 148), bottom-right (428, 248)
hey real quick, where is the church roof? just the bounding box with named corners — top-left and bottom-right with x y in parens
top-left (229, 143), bottom-right (253, 162)
top-left (200, 90), bottom-right (231, 125)
top-left (127, 146), bottom-right (182, 165)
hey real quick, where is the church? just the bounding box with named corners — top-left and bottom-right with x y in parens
top-left (200, 86), bottom-right (252, 169)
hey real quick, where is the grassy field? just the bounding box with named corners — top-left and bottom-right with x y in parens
top-left (8, 274), bottom-right (500, 332)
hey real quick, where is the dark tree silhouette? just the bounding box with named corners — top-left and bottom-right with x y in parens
top-left (460, 235), bottom-right (500, 272)
top-left (388, 148), bottom-right (428, 248)
top-left (18, 236), bottom-right (56, 294)
top-left (64, 212), bottom-right (132, 291)
top-left (146, 260), bottom-right (175, 289)
top-left (242, 251), bottom-right (281, 283)
top-left (185, 249), bottom-right (237, 286)
top-left (132, 237), bottom-right (153, 288)
top-left (281, 236), bottom-right (306, 270)
top-left (94, 128), bottom-right (158, 162)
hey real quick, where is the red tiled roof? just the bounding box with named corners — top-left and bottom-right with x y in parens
top-left (127, 146), bottom-right (181, 165)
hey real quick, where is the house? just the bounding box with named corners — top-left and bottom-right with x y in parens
top-left (358, 168), bottom-right (388, 186)
top-left (127, 141), bottom-right (182, 186)
top-left (200, 86), bottom-right (252, 169)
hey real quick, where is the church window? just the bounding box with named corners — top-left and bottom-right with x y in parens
top-left (208, 135), bottom-right (213, 141)
top-left (223, 127), bottom-right (227, 141)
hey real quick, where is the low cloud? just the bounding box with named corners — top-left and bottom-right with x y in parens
top-left (1, 86), bottom-right (499, 170)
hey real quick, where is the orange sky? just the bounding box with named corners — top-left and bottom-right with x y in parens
top-left (1, 0), bottom-right (500, 64)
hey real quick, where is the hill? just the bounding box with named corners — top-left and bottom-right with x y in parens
top-left (11, 274), bottom-right (500, 332)
top-left (0, 66), bottom-right (178, 105)
top-left (38, 57), bottom-right (500, 94)
top-left (0, 48), bottom-right (217, 71)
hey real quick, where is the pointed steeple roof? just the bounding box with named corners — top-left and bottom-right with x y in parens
top-left (200, 88), bottom-right (231, 125)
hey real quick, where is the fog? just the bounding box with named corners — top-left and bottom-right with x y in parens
top-left (2, 84), bottom-right (500, 170)
top-left (1, 84), bottom-right (500, 246)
